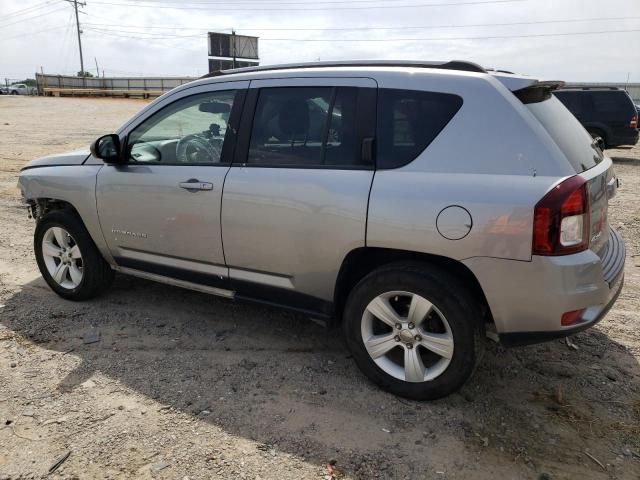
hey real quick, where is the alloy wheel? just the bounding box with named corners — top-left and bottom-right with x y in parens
top-left (41, 226), bottom-right (84, 289)
top-left (361, 290), bottom-right (454, 382)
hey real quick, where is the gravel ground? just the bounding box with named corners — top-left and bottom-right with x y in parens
top-left (0, 96), bottom-right (639, 480)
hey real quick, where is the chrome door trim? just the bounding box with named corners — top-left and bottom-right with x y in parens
top-left (228, 267), bottom-right (295, 290)
top-left (117, 247), bottom-right (228, 278)
top-left (114, 266), bottom-right (235, 298)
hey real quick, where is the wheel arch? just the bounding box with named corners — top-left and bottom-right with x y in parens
top-left (29, 198), bottom-right (83, 223)
top-left (333, 247), bottom-right (493, 329)
top-left (28, 197), bottom-right (116, 266)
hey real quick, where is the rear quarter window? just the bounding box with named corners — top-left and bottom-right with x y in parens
top-left (376, 89), bottom-right (462, 169)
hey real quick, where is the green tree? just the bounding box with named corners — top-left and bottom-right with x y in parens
top-left (77, 71), bottom-right (94, 78)
top-left (17, 78), bottom-right (36, 87)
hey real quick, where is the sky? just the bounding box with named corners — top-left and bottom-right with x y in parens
top-left (1, 0), bottom-right (639, 82)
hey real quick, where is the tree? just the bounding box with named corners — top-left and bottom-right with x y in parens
top-left (16, 78), bottom-right (36, 87)
top-left (77, 71), bottom-right (94, 77)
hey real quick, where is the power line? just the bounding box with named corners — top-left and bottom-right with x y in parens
top-left (82, 16), bottom-right (640, 33)
top-left (0, 0), bottom-right (54, 21)
top-left (90, 0), bottom-right (504, 3)
top-left (0, 4), bottom-right (68, 28)
top-left (260, 28), bottom-right (640, 41)
top-left (0, 25), bottom-right (68, 41)
top-left (60, 10), bottom-right (79, 76)
top-left (88, 0), bottom-right (525, 11)
top-left (82, 26), bottom-right (640, 42)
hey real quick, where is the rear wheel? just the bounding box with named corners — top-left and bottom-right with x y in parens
top-left (343, 263), bottom-right (482, 400)
top-left (34, 209), bottom-right (114, 300)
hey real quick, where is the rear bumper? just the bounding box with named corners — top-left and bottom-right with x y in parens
top-left (463, 228), bottom-right (626, 346)
top-left (499, 272), bottom-right (623, 346)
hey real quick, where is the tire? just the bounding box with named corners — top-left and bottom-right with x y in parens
top-left (11, 90), bottom-right (18, 95)
top-left (342, 262), bottom-right (482, 400)
top-left (34, 209), bottom-right (114, 300)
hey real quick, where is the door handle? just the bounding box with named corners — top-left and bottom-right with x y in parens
top-left (179, 179), bottom-right (214, 191)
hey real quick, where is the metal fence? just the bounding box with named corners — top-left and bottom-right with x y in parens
top-left (36, 73), bottom-right (195, 97)
top-left (29, 74), bottom-right (640, 103)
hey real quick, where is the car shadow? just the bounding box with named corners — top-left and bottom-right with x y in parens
top-left (2, 274), bottom-right (639, 478)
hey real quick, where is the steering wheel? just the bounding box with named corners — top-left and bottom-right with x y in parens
top-left (176, 134), bottom-right (222, 163)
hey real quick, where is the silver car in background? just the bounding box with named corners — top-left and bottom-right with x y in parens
top-left (18, 60), bottom-right (625, 399)
top-left (5, 83), bottom-right (33, 95)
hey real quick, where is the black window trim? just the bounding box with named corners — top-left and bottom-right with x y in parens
top-left (233, 85), bottom-right (376, 171)
top-left (374, 87), bottom-right (464, 171)
top-left (122, 88), bottom-right (247, 167)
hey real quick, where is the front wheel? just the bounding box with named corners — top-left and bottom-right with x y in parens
top-left (343, 263), bottom-right (482, 400)
top-left (34, 209), bottom-right (114, 300)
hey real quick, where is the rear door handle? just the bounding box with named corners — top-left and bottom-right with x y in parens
top-left (179, 179), bottom-right (214, 191)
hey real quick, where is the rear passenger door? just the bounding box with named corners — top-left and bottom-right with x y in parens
top-left (221, 77), bottom-right (377, 316)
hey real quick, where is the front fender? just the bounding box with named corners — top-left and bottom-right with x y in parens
top-left (18, 165), bottom-right (114, 265)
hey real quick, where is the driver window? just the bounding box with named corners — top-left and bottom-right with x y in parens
top-left (127, 90), bottom-right (237, 165)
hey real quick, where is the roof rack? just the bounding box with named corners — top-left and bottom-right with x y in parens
top-left (200, 60), bottom-right (486, 78)
top-left (560, 86), bottom-right (622, 91)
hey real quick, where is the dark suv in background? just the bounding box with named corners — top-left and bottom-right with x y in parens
top-left (554, 87), bottom-right (638, 148)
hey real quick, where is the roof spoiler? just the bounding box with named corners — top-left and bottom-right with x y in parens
top-left (513, 80), bottom-right (565, 104)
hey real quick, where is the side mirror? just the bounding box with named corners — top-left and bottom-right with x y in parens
top-left (90, 134), bottom-right (124, 164)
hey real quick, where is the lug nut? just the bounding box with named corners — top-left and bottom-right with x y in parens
top-left (394, 335), bottom-right (400, 342)
top-left (395, 323), bottom-right (402, 330)
top-left (408, 322), bottom-right (415, 329)
top-left (414, 335), bottom-right (422, 341)
top-left (406, 343), bottom-right (413, 349)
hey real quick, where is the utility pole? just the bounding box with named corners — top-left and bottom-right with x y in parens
top-left (94, 57), bottom-right (100, 77)
top-left (65, 0), bottom-right (86, 79)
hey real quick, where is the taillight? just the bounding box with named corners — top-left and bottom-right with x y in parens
top-left (532, 175), bottom-right (590, 256)
top-left (629, 113), bottom-right (638, 129)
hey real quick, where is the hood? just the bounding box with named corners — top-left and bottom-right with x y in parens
top-left (21, 149), bottom-right (91, 171)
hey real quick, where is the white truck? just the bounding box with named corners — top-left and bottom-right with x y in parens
top-left (3, 83), bottom-right (33, 95)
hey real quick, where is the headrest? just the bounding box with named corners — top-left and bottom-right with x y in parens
top-left (278, 99), bottom-right (309, 138)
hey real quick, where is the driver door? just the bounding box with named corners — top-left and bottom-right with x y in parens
top-left (96, 82), bottom-right (248, 288)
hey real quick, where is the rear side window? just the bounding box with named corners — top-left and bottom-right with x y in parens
top-left (247, 86), bottom-right (361, 167)
top-left (554, 91), bottom-right (582, 114)
top-left (376, 89), bottom-right (462, 169)
top-left (589, 91), bottom-right (635, 115)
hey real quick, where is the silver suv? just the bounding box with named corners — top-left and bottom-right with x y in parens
top-left (18, 61), bottom-right (625, 399)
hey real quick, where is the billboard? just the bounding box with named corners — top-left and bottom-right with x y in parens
top-left (208, 32), bottom-right (259, 60)
top-left (208, 59), bottom-right (259, 72)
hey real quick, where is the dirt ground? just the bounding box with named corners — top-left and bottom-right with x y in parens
top-left (0, 96), bottom-right (638, 480)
